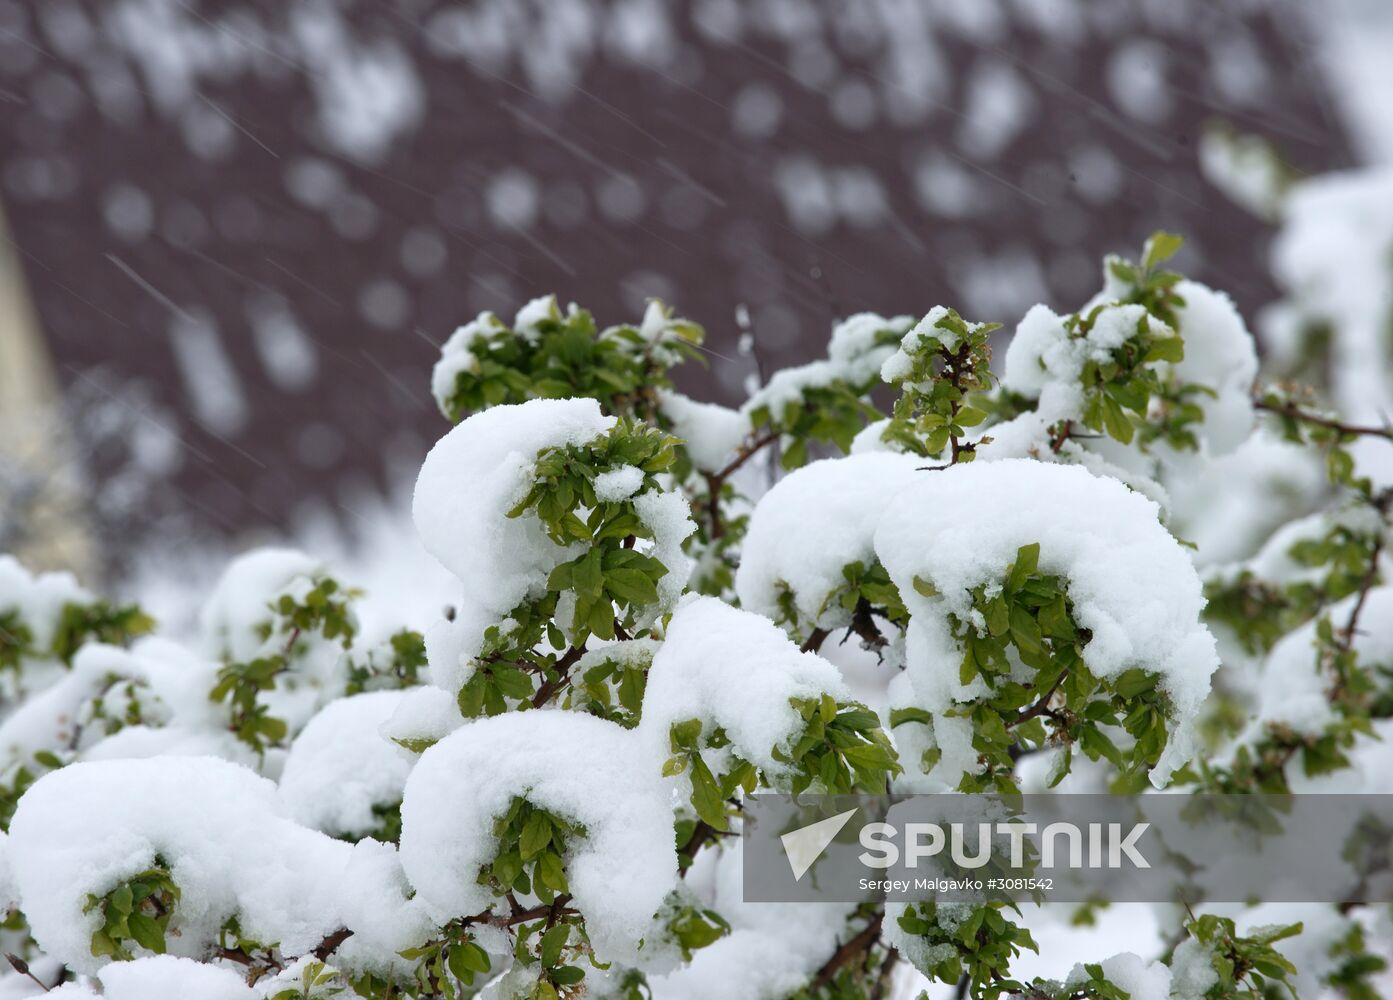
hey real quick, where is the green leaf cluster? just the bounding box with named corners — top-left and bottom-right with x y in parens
top-left (1183, 913), bottom-right (1303, 998)
top-left (778, 694), bottom-right (901, 795)
top-left (399, 924), bottom-right (493, 999)
top-left (937, 543), bottom-right (1172, 791)
top-left (567, 645), bottom-right (653, 729)
top-left (662, 718), bottom-right (752, 831)
top-left (84, 863), bottom-right (180, 961)
top-left (509, 419), bottom-right (678, 643)
top-left (435, 299), bottom-right (702, 424)
top-left (880, 307), bottom-right (1000, 461)
top-left (895, 901), bottom-right (1038, 996)
top-left (478, 797), bottom-right (582, 906)
top-left (347, 629), bottom-right (427, 695)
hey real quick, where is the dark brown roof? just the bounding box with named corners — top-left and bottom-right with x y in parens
top-left (0, 0), bottom-right (1352, 560)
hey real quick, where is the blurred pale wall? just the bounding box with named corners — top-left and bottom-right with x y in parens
top-left (0, 203), bottom-right (95, 579)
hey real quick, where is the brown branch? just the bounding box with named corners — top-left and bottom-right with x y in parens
top-left (311, 927), bottom-right (354, 962)
top-left (701, 430), bottom-right (781, 540)
top-left (812, 911), bottom-right (884, 988)
top-left (679, 820), bottom-right (718, 865)
top-left (846, 598), bottom-right (888, 653)
top-left (1337, 533), bottom-right (1385, 655)
top-left (531, 645), bottom-right (587, 708)
top-left (1009, 671), bottom-right (1068, 728)
top-left (464, 894), bottom-right (575, 930)
top-left (714, 430), bottom-right (779, 483)
top-left (800, 628), bottom-right (831, 654)
top-left (870, 946), bottom-right (900, 1000)
top-left (701, 471), bottom-right (727, 541)
top-left (1254, 398), bottom-right (1393, 441)
top-left (1049, 419), bottom-right (1074, 454)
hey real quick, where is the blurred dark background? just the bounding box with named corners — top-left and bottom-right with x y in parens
top-left (0, 0), bottom-right (1372, 577)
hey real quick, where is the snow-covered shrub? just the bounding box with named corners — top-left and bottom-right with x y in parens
top-left (1, 232), bottom-right (1391, 999)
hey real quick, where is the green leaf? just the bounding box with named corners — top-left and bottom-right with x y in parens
top-left (1144, 336), bottom-right (1184, 364)
top-left (1113, 668), bottom-right (1157, 699)
top-left (520, 810), bottom-right (553, 860)
top-left (670, 719), bottom-right (703, 752)
top-left (1007, 543), bottom-right (1040, 592)
top-left (889, 707), bottom-right (933, 728)
top-left (536, 849), bottom-right (567, 893)
top-left (127, 912), bottom-right (166, 954)
top-left (1101, 394), bottom-right (1134, 444)
top-left (550, 965), bottom-right (585, 985)
top-left (539, 924), bottom-right (569, 968)
top-left (606, 569), bottom-right (660, 606)
top-left (1142, 231), bottom-right (1184, 272)
top-left (688, 756), bottom-right (727, 830)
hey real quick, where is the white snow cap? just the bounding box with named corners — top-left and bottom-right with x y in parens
top-left (874, 459), bottom-right (1218, 786)
top-left (1066, 952), bottom-right (1172, 1000)
top-left (413, 397), bottom-right (616, 618)
top-left (1249, 586), bottom-right (1393, 741)
top-left (430, 311), bottom-right (504, 415)
top-left (7, 756), bottom-right (358, 973)
top-left (513, 293), bottom-right (562, 341)
top-left (399, 711), bottom-right (676, 966)
top-left (736, 453), bottom-right (923, 629)
top-left (99, 956), bottom-right (256, 999)
top-left (199, 547), bottom-right (324, 661)
top-left (657, 389), bottom-right (751, 474)
top-left (743, 312), bottom-right (912, 419)
top-left (278, 691), bottom-right (414, 837)
top-left (639, 596), bottom-right (850, 778)
top-left (0, 554), bottom-right (93, 652)
top-left (1169, 279), bottom-right (1258, 456)
top-left (998, 284), bottom-right (1257, 460)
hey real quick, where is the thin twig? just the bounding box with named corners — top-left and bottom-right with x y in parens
top-left (5, 954), bottom-right (49, 992)
top-left (1010, 671), bottom-right (1068, 728)
top-left (800, 628), bottom-right (831, 654)
top-left (1255, 398), bottom-right (1393, 441)
top-left (531, 644), bottom-right (587, 708)
top-left (812, 912), bottom-right (884, 988)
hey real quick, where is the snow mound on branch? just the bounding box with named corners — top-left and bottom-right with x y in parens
top-left (634, 488), bottom-right (697, 614)
top-left (379, 683), bottom-right (466, 750)
top-left (199, 548), bottom-right (324, 661)
top-left (1169, 280), bottom-right (1258, 456)
top-left (413, 397), bottom-right (614, 608)
top-left (639, 597), bottom-right (849, 777)
top-left (514, 293), bottom-right (561, 341)
top-left (99, 955), bottom-right (255, 999)
top-left (1269, 167), bottom-right (1393, 485)
top-left (736, 453), bottom-right (923, 629)
top-left (874, 459), bottom-right (1218, 786)
top-left (0, 638), bottom-right (245, 769)
top-left (412, 398), bottom-right (616, 677)
top-left (430, 311), bottom-right (504, 414)
top-left (743, 313), bottom-right (913, 418)
top-left (1250, 586), bottom-right (1393, 739)
top-left (0, 555), bottom-right (92, 653)
top-left (651, 843), bottom-right (856, 1000)
top-left (1166, 429), bottom-right (1324, 567)
top-left (279, 691), bottom-right (414, 837)
top-left (657, 389), bottom-right (751, 474)
top-left (398, 711), bottom-right (675, 966)
top-left (1066, 952), bottom-right (1172, 1000)
top-left (996, 286), bottom-right (1257, 460)
top-left (7, 757), bottom-right (355, 973)
top-left (1001, 302), bottom-right (1150, 403)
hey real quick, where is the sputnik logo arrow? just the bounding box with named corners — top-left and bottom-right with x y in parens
top-left (780, 807), bottom-right (859, 881)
